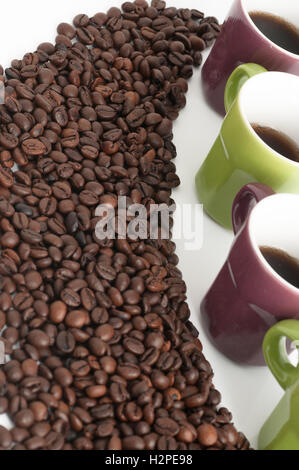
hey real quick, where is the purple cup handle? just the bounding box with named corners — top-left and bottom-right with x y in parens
top-left (232, 183), bottom-right (275, 235)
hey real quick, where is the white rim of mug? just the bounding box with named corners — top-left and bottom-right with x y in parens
top-left (248, 193), bottom-right (299, 294)
top-left (237, 71), bottom-right (299, 168)
top-left (240, 0), bottom-right (299, 60)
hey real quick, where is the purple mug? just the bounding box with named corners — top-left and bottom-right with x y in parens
top-left (201, 183), bottom-right (299, 366)
top-left (202, 0), bottom-right (299, 115)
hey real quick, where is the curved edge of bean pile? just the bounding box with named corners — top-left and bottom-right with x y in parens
top-left (0, 0), bottom-right (251, 451)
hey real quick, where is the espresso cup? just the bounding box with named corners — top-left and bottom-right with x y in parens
top-left (259, 320), bottom-right (299, 450)
top-left (196, 68), bottom-right (299, 229)
top-left (201, 183), bottom-right (299, 366)
top-left (202, 0), bottom-right (299, 115)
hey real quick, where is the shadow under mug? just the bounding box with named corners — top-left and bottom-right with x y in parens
top-left (196, 65), bottom-right (299, 230)
top-left (259, 320), bottom-right (299, 450)
top-left (202, 0), bottom-right (299, 115)
top-left (201, 183), bottom-right (299, 366)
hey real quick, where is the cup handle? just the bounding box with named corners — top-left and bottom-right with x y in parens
top-left (263, 320), bottom-right (299, 390)
top-left (224, 63), bottom-right (267, 113)
top-left (232, 183), bottom-right (275, 235)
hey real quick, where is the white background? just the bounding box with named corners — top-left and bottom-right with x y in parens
top-left (0, 0), bottom-right (284, 448)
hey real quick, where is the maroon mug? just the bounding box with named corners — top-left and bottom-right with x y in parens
top-left (201, 183), bottom-right (299, 366)
top-left (202, 0), bottom-right (299, 115)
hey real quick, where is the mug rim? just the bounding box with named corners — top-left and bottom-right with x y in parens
top-left (237, 71), bottom-right (299, 168)
top-left (248, 192), bottom-right (299, 294)
top-left (240, 0), bottom-right (299, 61)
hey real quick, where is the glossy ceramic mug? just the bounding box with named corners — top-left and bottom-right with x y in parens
top-left (202, 0), bottom-right (299, 115)
top-left (196, 68), bottom-right (299, 229)
top-left (201, 183), bottom-right (299, 366)
top-left (259, 320), bottom-right (299, 450)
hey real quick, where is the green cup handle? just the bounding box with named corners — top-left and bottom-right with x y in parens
top-left (224, 63), bottom-right (268, 113)
top-left (263, 320), bottom-right (299, 391)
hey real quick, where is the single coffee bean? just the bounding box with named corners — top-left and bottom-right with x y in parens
top-left (56, 331), bottom-right (76, 354)
top-left (22, 139), bottom-right (46, 156)
top-left (197, 424), bottom-right (218, 447)
top-left (27, 330), bottom-right (50, 349)
top-left (0, 426), bottom-right (12, 448)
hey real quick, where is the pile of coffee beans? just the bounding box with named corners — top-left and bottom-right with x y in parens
top-left (0, 1), bottom-right (251, 450)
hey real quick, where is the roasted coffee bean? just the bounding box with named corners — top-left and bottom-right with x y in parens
top-left (56, 331), bottom-right (76, 353)
top-left (0, 133), bottom-right (18, 150)
top-left (155, 417), bottom-right (180, 438)
top-left (96, 105), bottom-right (117, 120)
top-left (21, 230), bottom-right (42, 245)
top-left (57, 22), bottom-right (76, 39)
top-left (22, 139), bottom-right (46, 156)
top-left (123, 337), bottom-right (145, 355)
top-left (117, 363), bottom-right (141, 381)
top-left (24, 271), bottom-right (43, 290)
top-left (49, 301), bottom-right (67, 323)
top-left (15, 409), bottom-right (35, 429)
top-left (0, 3), bottom-right (249, 453)
top-left (110, 382), bottom-right (130, 403)
top-left (123, 436), bottom-right (145, 450)
top-left (0, 167), bottom-right (13, 188)
top-left (126, 108), bottom-right (146, 128)
top-left (0, 426), bottom-right (12, 448)
top-left (96, 263), bottom-right (116, 281)
top-left (197, 423), bottom-right (218, 447)
top-left (27, 330), bottom-right (50, 349)
top-left (61, 289), bottom-right (81, 308)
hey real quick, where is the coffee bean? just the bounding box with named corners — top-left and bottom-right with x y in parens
top-left (100, 357), bottom-right (117, 375)
top-left (197, 424), bottom-right (218, 447)
top-left (57, 22), bottom-right (76, 38)
top-left (155, 418), bottom-right (180, 437)
top-left (0, 426), bottom-right (12, 448)
top-left (1, 232), bottom-right (20, 248)
top-left (15, 409), bottom-right (35, 428)
top-left (0, 397), bottom-right (8, 414)
top-left (0, 3), bottom-right (248, 453)
top-left (49, 301), bottom-right (67, 323)
top-left (123, 436), bottom-right (145, 450)
top-left (22, 359), bottom-right (38, 377)
top-left (29, 401), bottom-right (48, 422)
top-left (27, 330), bottom-right (50, 349)
top-left (96, 324), bottom-right (114, 342)
top-left (0, 133), bottom-right (18, 150)
top-left (56, 331), bottom-right (75, 353)
top-left (21, 229), bottom-right (42, 245)
top-left (22, 139), bottom-right (46, 156)
top-left (110, 382), bottom-right (130, 403)
top-left (60, 288), bottom-right (81, 307)
top-left (96, 105), bottom-right (117, 120)
top-left (108, 436), bottom-right (122, 451)
top-left (54, 367), bottom-right (73, 387)
top-left (117, 363), bottom-right (141, 381)
top-left (126, 108), bottom-right (146, 128)
top-left (96, 263), bottom-right (117, 281)
top-left (65, 310), bottom-right (86, 328)
top-left (123, 337), bottom-right (145, 355)
top-left (24, 271), bottom-right (43, 290)
top-left (0, 167), bottom-right (13, 188)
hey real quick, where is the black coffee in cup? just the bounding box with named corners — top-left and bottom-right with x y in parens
top-left (251, 124), bottom-right (299, 162)
top-left (249, 12), bottom-right (299, 55)
top-left (260, 246), bottom-right (299, 289)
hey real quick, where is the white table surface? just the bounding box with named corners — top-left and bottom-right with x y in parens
top-left (0, 0), bottom-right (285, 449)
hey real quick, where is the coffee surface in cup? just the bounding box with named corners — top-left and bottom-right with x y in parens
top-left (251, 124), bottom-right (299, 162)
top-left (249, 12), bottom-right (299, 55)
top-left (260, 246), bottom-right (299, 289)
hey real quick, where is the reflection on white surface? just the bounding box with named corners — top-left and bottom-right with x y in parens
top-left (0, 0), bottom-right (284, 449)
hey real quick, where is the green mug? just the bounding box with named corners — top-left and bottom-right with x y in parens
top-left (196, 63), bottom-right (299, 229)
top-left (259, 320), bottom-right (299, 451)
